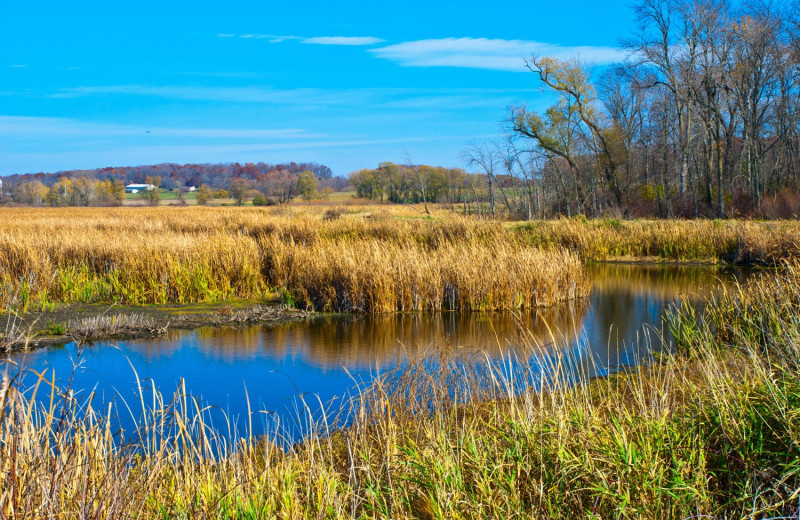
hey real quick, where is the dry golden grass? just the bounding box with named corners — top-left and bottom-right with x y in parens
top-left (0, 206), bottom-right (589, 313)
top-left (514, 217), bottom-right (800, 264)
top-left (261, 235), bottom-right (585, 312)
top-left (2, 206), bottom-right (796, 315)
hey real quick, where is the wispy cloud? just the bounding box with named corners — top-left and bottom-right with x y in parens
top-left (105, 137), bottom-right (421, 155)
top-left (48, 84), bottom-right (529, 111)
top-left (217, 33), bottom-right (302, 42)
top-left (303, 36), bottom-right (384, 46)
top-left (0, 115), bottom-right (317, 140)
top-left (370, 37), bottom-right (623, 72)
top-left (51, 85), bottom-right (363, 106)
top-left (240, 33), bottom-right (291, 40)
top-left (216, 33), bottom-right (619, 68)
top-left (218, 33), bottom-right (383, 46)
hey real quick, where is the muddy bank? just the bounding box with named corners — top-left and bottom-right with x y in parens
top-left (1, 302), bottom-right (314, 351)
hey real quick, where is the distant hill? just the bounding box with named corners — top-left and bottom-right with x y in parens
top-left (0, 161), bottom-right (336, 191)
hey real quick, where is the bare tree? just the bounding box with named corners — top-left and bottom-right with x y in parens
top-left (403, 150), bottom-right (430, 215)
top-left (462, 142), bottom-right (502, 218)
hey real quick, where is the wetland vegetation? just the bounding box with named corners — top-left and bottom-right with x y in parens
top-left (1, 205), bottom-right (799, 519)
top-left (3, 0), bottom-right (800, 515)
top-left (1, 205), bottom-right (797, 318)
top-left (1, 254), bottom-right (799, 518)
top-left (0, 206), bottom-right (796, 518)
top-left (0, 206), bottom-right (592, 317)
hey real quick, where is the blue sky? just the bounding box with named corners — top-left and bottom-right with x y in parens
top-left (0, 1), bottom-right (635, 177)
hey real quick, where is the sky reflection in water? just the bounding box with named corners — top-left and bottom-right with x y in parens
top-left (2, 263), bottom-right (749, 439)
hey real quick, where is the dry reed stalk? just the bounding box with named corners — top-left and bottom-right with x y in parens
top-left (1, 228), bottom-right (798, 518)
top-left (0, 312), bottom-right (27, 352)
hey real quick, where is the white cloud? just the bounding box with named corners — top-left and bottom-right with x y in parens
top-left (370, 37), bottom-right (623, 72)
top-left (217, 33), bottom-right (383, 46)
top-left (302, 36), bottom-right (384, 46)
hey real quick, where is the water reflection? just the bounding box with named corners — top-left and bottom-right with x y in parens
top-left (131, 303), bottom-right (585, 368)
top-left (2, 263), bottom-right (750, 438)
top-left (588, 263), bottom-right (747, 298)
top-left (585, 264), bottom-right (747, 364)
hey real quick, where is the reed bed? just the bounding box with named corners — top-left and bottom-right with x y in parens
top-left (515, 217), bottom-right (800, 264)
top-left (1, 206), bottom-right (797, 314)
top-left (1, 264), bottom-right (799, 518)
top-left (0, 207), bottom-right (590, 313)
top-left (261, 235), bottom-right (586, 312)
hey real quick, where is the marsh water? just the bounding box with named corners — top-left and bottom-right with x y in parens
top-left (2, 263), bottom-right (750, 439)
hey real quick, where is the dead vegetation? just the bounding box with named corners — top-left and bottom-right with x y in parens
top-left (0, 206), bottom-right (592, 313)
top-left (65, 313), bottom-right (167, 341)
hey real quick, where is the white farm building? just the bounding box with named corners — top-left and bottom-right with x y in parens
top-left (125, 183), bottom-right (156, 194)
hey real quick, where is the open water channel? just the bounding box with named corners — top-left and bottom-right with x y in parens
top-left (1, 263), bottom-right (751, 440)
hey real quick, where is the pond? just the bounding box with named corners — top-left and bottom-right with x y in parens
top-left (1, 263), bottom-right (750, 440)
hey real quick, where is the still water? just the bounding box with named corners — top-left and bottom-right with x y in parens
top-left (2, 263), bottom-right (749, 438)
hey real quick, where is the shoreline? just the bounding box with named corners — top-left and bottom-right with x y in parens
top-left (1, 301), bottom-right (314, 352)
top-left (2, 258), bottom-right (750, 353)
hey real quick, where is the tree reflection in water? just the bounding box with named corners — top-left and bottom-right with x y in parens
top-left (2, 263), bottom-right (751, 439)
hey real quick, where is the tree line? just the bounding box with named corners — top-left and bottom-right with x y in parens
top-left (349, 163), bottom-right (477, 204)
top-left (6, 0), bottom-right (798, 219)
top-left (0, 161), bottom-right (344, 206)
top-left (474, 0), bottom-right (800, 218)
